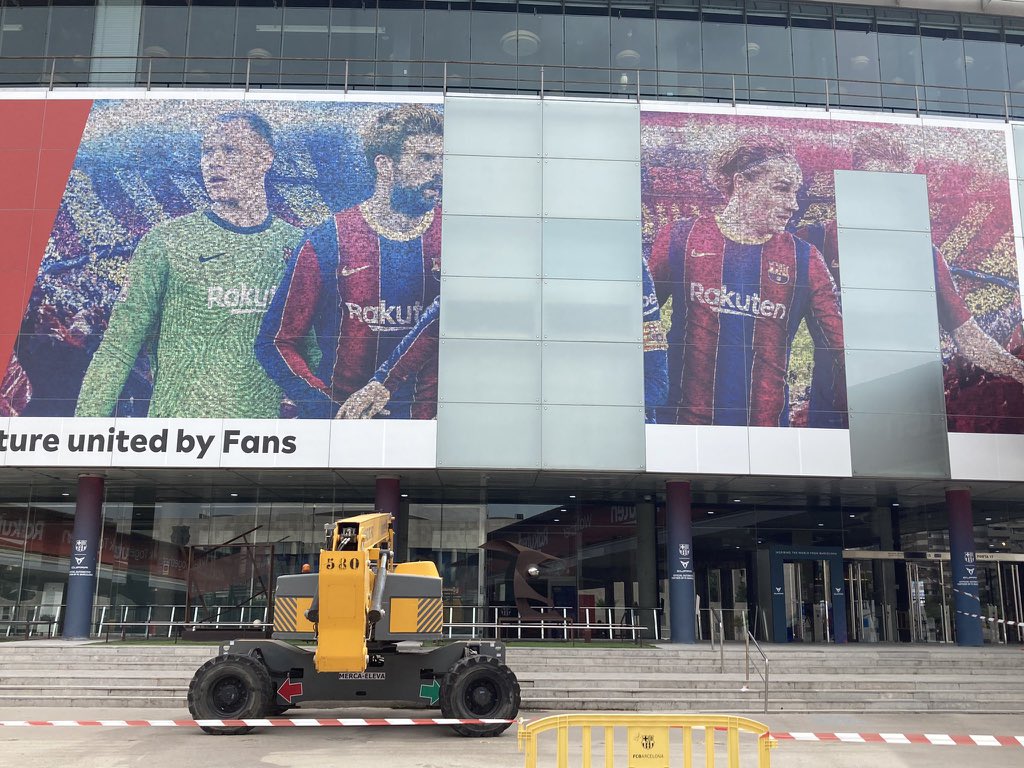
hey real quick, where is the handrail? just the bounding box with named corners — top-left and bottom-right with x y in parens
top-left (743, 612), bottom-right (770, 714)
top-left (0, 53), bottom-right (1019, 121)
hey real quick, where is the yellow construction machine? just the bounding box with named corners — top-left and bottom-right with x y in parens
top-left (186, 512), bottom-right (520, 736)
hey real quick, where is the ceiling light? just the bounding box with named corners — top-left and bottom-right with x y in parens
top-left (615, 48), bottom-right (640, 67)
top-left (401, 493), bottom-right (408, 498)
top-left (707, 511), bottom-right (715, 515)
top-left (892, 503), bottom-right (900, 508)
top-left (230, 492), bottom-right (238, 497)
top-left (501, 29), bottom-right (540, 57)
top-left (849, 514), bottom-right (855, 518)
top-left (62, 492), bottom-right (70, 497)
top-left (553, 518), bottom-right (560, 522)
top-left (818, 523), bottom-right (824, 527)
top-left (732, 498), bottom-right (741, 503)
top-left (569, 495), bottom-right (576, 499)
top-left (985, 517), bottom-right (992, 522)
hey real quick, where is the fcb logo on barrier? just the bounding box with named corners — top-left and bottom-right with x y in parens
top-left (767, 261), bottom-right (790, 284)
top-left (74, 539), bottom-right (88, 554)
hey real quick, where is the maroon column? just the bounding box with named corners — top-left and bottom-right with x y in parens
top-left (375, 476), bottom-right (400, 518)
top-left (666, 480), bottom-right (695, 643)
top-left (63, 474), bottom-right (104, 639)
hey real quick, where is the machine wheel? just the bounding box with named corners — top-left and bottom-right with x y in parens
top-left (266, 705), bottom-right (292, 717)
top-left (440, 655), bottom-right (520, 737)
top-left (187, 654), bottom-right (272, 735)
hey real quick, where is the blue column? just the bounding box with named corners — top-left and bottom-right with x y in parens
top-left (666, 480), bottom-right (695, 643)
top-left (947, 488), bottom-right (983, 647)
top-left (63, 474), bottom-right (104, 639)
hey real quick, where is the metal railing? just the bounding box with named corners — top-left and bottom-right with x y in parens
top-left (743, 616), bottom-right (770, 714)
top-left (0, 54), bottom-right (1021, 121)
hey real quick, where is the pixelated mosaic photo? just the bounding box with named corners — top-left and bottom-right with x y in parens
top-left (641, 113), bottom-right (1024, 434)
top-left (6, 99), bottom-right (443, 421)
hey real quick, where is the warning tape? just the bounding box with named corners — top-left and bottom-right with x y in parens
top-left (771, 732), bottom-right (1024, 747)
top-left (955, 609), bottom-right (1024, 628)
top-left (0, 721), bottom-right (1021, 746)
top-left (0, 718), bottom-right (512, 728)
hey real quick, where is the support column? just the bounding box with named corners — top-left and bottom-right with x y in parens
top-left (947, 488), bottom-right (983, 647)
top-left (63, 475), bottom-right (104, 639)
top-left (636, 499), bottom-right (658, 640)
top-left (375, 476), bottom-right (402, 549)
top-left (666, 480), bottom-right (695, 644)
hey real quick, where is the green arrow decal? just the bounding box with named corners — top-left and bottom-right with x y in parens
top-left (419, 679), bottom-right (440, 705)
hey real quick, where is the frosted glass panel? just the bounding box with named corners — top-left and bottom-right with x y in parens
top-left (849, 412), bottom-right (949, 478)
top-left (444, 96), bottom-right (542, 158)
top-left (440, 276), bottom-right (542, 340)
top-left (437, 403), bottom-right (541, 468)
top-left (543, 219), bottom-right (642, 281)
top-left (1014, 125), bottom-right (1024, 179)
top-left (542, 100), bottom-right (640, 161)
top-left (834, 170), bottom-right (931, 233)
top-left (542, 279), bottom-right (641, 342)
top-left (443, 156), bottom-right (542, 217)
top-left (541, 404), bottom-right (645, 470)
top-left (543, 159), bottom-right (641, 220)
top-left (836, 228), bottom-right (935, 291)
top-left (438, 338), bottom-right (541, 404)
top-left (442, 215), bottom-right (542, 279)
top-left (542, 341), bottom-right (644, 406)
top-left (845, 349), bottom-right (946, 416)
top-left (841, 288), bottom-right (940, 353)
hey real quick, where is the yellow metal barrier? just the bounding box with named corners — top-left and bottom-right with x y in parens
top-left (518, 713), bottom-right (777, 768)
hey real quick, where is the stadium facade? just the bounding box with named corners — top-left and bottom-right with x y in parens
top-left (0, 0), bottom-right (1023, 647)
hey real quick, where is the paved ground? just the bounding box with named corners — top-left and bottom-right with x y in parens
top-left (1, 707), bottom-right (1022, 767)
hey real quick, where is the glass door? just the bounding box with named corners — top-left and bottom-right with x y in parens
top-left (784, 560), bottom-right (832, 642)
top-left (906, 560), bottom-right (951, 643)
top-left (977, 560), bottom-right (1024, 644)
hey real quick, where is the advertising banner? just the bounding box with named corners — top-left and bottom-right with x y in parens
top-left (642, 111), bottom-right (1023, 433)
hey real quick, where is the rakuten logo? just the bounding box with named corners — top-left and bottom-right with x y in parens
top-left (345, 301), bottom-right (424, 331)
top-left (689, 282), bottom-right (787, 320)
top-left (208, 285), bottom-right (277, 315)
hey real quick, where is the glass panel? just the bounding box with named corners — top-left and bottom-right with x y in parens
top-left (438, 338), bottom-right (542, 404)
top-left (186, 0), bottom-right (237, 86)
top-left (836, 27), bottom-right (881, 109)
top-left (849, 411), bottom-right (950, 478)
top-left (469, 9), bottom-right (516, 91)
top-left (443, 96), bottom-right (542, 159)
top-left (612, 12), bottom-right (655, 97)
top-left (746, 17), bottom-right (793, 105)
top-left (281, 0), bottom-right (330, 88)
top-left (439, 276), bottom-right (542, 341)
top-left (516, 4), bottom-right (564, 93)
top-left (424, 5), bottom-right (470, 90)
top-left (655, 14), bottom-right (701, 98)
top-left (442, 155), bottom-right (542, 217)
top-left (845, 349), bottom-right (946, 416)
top-left (1014, 127), bottom-right (1024, 180)
top-left (841, 288), bottom-right (941, 353)
top-left (542, 100), bottom-right (639, 162)
top-left (0, 0), bottom-right (50, 85)
top-left (542, 341), bottom-right (643, 406)
top-left (328, 2), bottom-right (378, 89)
top-left (542, 278), bottom-right (641, 343)
top-left (47, 0), bottom-right (96, 85)
top-left (792, 20), bottom-right (837, 107)
top-left (702, 16), bottom-right (747, 101)
top-left (834, 170), bottom-right (931, 233)
top-left (564, 10), bottom-right (609, 94)
top-left (1007, 37), bottom-right (1024, 118)
top-left (376, 3), bottom-right (424, 89)
top-left (235, 0), bottom-right (284, 87)
top-left (542, 158), bottom-right (640, 220)
top-left (543, 218), bottom-right (641, 281)
top-left (878, 31), bottom-right (922, 113)
top-left (964, 38), bottom-right (1008, 116)
top-left (442, 215), bottom-right (542, 279)
top-left (436, 402), bottom-right (542, 468)
top-left (140, 0), bottom-right (189, 86)
top-left (922, 33), bottom-right (967, 114)
top-left (541, 404), bottom-right (645, 470)
top-left (835, 228), bottom-right (935, 291)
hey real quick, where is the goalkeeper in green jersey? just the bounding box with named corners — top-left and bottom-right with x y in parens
top-left (75, 112), bottom-right (302, 419)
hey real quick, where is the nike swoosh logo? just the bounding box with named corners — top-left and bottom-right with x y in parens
top-left (199, 252), bottom-right (226, 263)
top-left (691, 251), bottom-right (716, 258)
top-left (340, 265), bottom-right (371, 277)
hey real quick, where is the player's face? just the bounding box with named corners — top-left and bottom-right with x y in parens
top-left (201, 120), bottom-right (273, 207)
top-left (388, 133), bottom-right (443, 216)
top-left (733, 158), bottom-right (802, 237)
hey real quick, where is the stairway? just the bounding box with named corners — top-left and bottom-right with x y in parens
top-left (0, 642), bottom-right (1021, 713)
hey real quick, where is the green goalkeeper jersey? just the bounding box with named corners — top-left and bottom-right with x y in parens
top-left (76, 210), bottom-right (303, 419)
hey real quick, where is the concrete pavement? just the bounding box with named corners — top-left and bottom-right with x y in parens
top-left (1, 707), bottom-right (1022, 767)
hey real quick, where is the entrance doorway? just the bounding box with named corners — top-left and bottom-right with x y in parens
top-left (783, 560), bottom-right (833, 642)
top-left (844, 555), bottom-right (899, 643)
top-left (977, 556), bottom-right (1024, 644)
top-left (905, 558), bottom-right (951, 643)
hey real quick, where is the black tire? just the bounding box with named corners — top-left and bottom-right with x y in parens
top-left (440, 654), bottom-right (520, 737)
top-left (187, 654), bottom-right (272, 735)
top-left (266, 704), bottom-right (291, 717)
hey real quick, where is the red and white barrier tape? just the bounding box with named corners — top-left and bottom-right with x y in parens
top-left (0, 718), bottom-right (512, 728)
top-left (771, 732), bottom-right (1024, 747)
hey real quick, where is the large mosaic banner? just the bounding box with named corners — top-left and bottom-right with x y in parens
top-left (642, 112), bottom-right (1024, 434)
top-left (4, 99), bottom-right (443, 423)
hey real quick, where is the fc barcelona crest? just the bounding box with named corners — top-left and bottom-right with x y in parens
top-left (767, 261), bottom-right (790, 284)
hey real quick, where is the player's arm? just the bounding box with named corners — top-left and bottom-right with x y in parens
top-left (256, 239), bottom-right (336, 417)
top-left (648, 224), bottom-right (673, 304)
top-left (75, 232), bottom-right (167, 416)
top-left (642, 258), bottom-right (668, 422)
top-left (336, 297), bottom-right (440, 419)
top-left (803, 244), bottom-right (848, 412)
